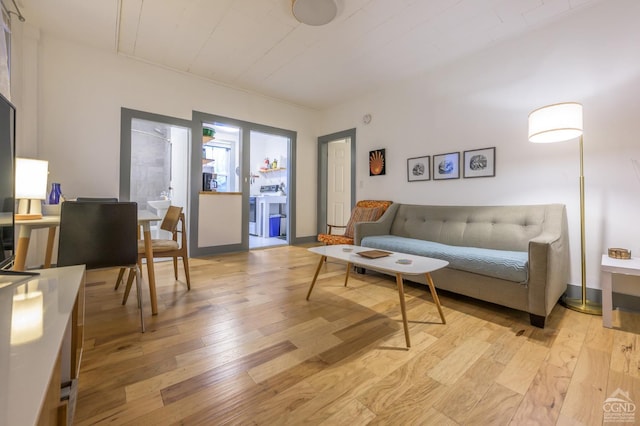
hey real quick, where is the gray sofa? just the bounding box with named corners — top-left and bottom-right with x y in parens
top-left (355, 203), bottom-right (570, 328)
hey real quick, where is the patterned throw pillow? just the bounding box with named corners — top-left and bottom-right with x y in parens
top-left (344, 207), bottom-right (382, 238)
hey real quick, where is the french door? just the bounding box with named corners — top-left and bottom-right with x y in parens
top-left (190, 111), bottom-right (296, 256)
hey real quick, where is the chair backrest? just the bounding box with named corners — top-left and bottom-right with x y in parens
top-left (76, 197), bottom-right (118, 203)
top-left (160, 205), bottom-right (183, 233)
top-left (57, 201), bottom-right (138, 270)
top-left (342, 200), bottom-right (393, 239)
top-left (177, 213), bottom-right (188, 248)
top-left (355, 200), bottom-right (393, 213)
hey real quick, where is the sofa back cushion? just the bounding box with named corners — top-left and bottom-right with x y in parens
top-left (389, 204), bottom-right (556, 251)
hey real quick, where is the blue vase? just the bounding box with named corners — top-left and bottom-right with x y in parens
top-left (48, 183), bottom-right (62, 205)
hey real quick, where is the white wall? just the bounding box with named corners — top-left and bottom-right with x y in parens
top-left (11, 28), bottom-right (320, 266)
top-left (319, 0), bottom-right (640, 291)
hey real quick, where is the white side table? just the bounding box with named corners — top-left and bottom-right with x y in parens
top-left (601, 254), bottom-right (640, 328)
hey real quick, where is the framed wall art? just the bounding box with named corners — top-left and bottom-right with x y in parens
top-left (433, 152), bottom-right (460, 180)
top-left (463, 147), bottom-right (495, 178)
top-left (369, 149), bottom-right (386, 176)
top-left (407, 156), bottom-right (430, 182)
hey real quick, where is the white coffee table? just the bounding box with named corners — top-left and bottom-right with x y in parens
top-left (601, 254), bottom-right (640, 328)
top-left (307, 244), bottom-right (449, 347)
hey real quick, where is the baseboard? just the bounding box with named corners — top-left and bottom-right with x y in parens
top-left (293, 236), bottom-right (319, 245)
top-left (565, 284), bottom-right (640, 312)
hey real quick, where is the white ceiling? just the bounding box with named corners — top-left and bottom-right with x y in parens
top-left (18, 0), bottom-right (605, 109)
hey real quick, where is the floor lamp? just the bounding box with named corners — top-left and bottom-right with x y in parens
top-left (528, 102), bottom-right (601, 315)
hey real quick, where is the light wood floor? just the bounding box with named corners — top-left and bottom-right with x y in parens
top-left (74, 245), bottom-right (640, 425)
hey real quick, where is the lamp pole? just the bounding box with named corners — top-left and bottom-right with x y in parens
top-left (561, 134), bottom-right (601, 314)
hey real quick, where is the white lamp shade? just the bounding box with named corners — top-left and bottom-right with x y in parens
top-left (292, 0), bottom-right (337, 26)
top-left (528, 102), bottom-right (583, 143)
top-left (15, 158), bottom-right (48, 199)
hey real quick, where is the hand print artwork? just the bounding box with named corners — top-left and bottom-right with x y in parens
top-left (369, 149), bottom-right (386, 176)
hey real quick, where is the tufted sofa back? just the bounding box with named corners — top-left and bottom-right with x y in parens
top-left (389, 204), bottom-right (566, 252)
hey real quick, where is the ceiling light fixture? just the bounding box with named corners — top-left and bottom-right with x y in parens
top-left (292, 0), bottom-right (337, 26)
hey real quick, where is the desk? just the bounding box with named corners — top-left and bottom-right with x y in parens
top-left (306, 245), bottom-right (448, 347)
top-left (15, 216), bottom-right (61, 271)
top-left (0, 265), bottom-right (85, 426)
top-left (601, 254), bottom-right (640, 328)
top-left (14, 211), bottom-right (162, 315)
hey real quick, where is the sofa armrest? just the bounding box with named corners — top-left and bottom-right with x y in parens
top-left (526, 212), bottom-right (570, 317)
top-left (354, 203), bottom-right (399, 245)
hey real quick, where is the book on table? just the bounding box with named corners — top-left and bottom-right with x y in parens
top-left (357, 249), bottom-right (392, 259)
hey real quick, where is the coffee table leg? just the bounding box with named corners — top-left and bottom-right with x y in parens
top-left (395, 273), bottom-right (411, 348)
top-left (425, 273), bottom-right (446, 324)
top-left (344, 262), bottom-right (352, 287)
top-left (306, 255), bottom-right (326, 300)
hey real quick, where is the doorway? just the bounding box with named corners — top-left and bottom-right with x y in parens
top-left (249, 130), bottom-right (289, 249)
top-left (120, 109), bottom-right (191, 239)
top-left (190, 111), bottom-right (296, 257)
top-left (317, 129), bottom-right (356, 235)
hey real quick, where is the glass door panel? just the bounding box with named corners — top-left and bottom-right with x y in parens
top-left (201, 123), bottom-right (239, 193)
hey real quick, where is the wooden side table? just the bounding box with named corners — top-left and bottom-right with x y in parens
top-left (601, 254), bottom-right (640, 328)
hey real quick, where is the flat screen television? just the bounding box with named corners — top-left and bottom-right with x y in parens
top-left (0, 92), bottom-right (15, 270)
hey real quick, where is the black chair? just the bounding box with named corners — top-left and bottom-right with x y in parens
top-left (57, 201), bottom-right (145, 332)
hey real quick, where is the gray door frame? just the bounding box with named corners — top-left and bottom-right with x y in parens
top-left (120, 107), bottom-right (192, 201)
top-left (190, 111), bottom-right (297, 257)
top-left (317, 128), bottom-right (356, 235)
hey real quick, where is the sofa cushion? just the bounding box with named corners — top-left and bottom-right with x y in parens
top-left (344, 207), bottom-right (382, 238)
top-left (361, 235), bottom-right (528, 283)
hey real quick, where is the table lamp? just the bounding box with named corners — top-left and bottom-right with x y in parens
top-left (528, 102), bottom-right (601, 315)
top-left (15, 158), bottom-right (48, 220)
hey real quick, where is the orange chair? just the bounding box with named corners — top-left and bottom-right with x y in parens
top-left (317, 200), bottom-right (393, 246)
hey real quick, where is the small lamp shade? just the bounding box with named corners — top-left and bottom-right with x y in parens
top-left (15, 158), bottom-right (49, 220)
top-left (528, 102), bottom-right (583, 143)
top-left (292, 0), bottom-right (337, 26)
top-left (15, 158), bottom-right (48, 199)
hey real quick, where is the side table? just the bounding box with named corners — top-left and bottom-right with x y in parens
top-left (601, 254), bottom-right (640, 328)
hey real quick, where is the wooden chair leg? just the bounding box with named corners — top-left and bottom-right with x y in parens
top-left (122, 269), bottom-right (136, 305)
top-left (182, 255), bottom-right (191, 290)
top-left (114, 268), bottom-right (126, 290)
top-left (135, 266), bottom-right (145, 333)
top-left (173, 257), bottom-right (178, 280)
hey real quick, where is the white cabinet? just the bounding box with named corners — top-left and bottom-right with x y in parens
top-left (255, 196), bottom-right (286, 237)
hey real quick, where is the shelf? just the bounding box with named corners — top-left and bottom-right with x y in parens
top-left (259, 167), bottom-right (286, 173)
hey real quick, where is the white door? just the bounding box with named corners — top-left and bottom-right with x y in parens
top-left (327, 138), bottom-right (351, 233)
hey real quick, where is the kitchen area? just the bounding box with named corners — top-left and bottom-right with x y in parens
top-left (201, 123), bottom-right (289, 250)
top-left (248, 130), bottom-right (289, 249)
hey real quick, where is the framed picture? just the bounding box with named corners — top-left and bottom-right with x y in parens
top-left (433, 152), bottom-right (460, 180)
top-left (369, 149), bottom-right (386, 176)
top-left (463, 147), bottom-right (495, 178)
top-left (407, 156), bottom-right (430, 182)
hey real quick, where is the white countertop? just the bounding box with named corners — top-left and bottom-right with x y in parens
top-left (0, 265), bottom-right (85, 426)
